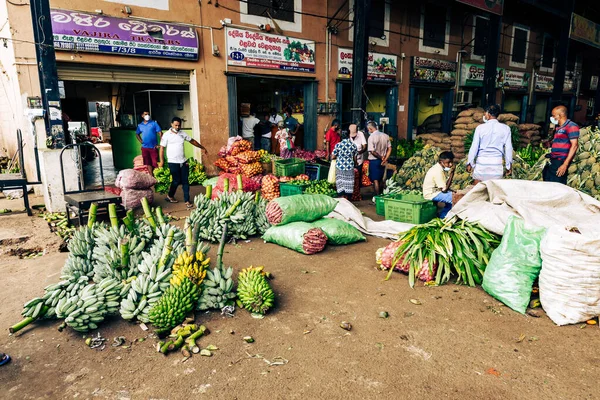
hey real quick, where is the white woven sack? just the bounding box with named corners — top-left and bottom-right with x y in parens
top-left (539, 226), bottom-right (600, 325)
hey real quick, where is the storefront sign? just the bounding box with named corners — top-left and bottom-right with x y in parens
top-left (226, 27), bottom-right (315, 73)
top-left (50, 9), bottom-right (198, 60)
top-left (455, 0), bottom-right (504, 16)
top-left (460, 63), bottom-right (503, 88)
top-left (337, 49), bottom-right (398, 82)
top-left (411, 57), bottom-right (456, 85)
top-left (590, 76), bottom-right (599, 91)
top-left (502, 70), bottom-right (530, 91)
top-left (570, 14), bottom-right (600, 50)
top-left (564, 71), bottom-right (576, 93)
top-left (535, 74), bottom-right (554, 92)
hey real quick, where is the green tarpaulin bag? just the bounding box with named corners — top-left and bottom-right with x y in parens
top-left (482, 216), bottom-right (546, 314)
top-left (269, 194), bottom-right (337, 226)
top-left (311, 218), bottom-right (366, 245)
top-left (262, 222), bottom-right (328, 254)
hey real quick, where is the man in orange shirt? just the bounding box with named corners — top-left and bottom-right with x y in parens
top-left (325, 119), bottom-right (341, 160)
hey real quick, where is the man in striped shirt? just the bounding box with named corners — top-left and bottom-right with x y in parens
top-left (543, 105), bottom-right (579, 184)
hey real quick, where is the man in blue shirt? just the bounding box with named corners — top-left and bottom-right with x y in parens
top-left (136, 111), bottom-right (162, 174)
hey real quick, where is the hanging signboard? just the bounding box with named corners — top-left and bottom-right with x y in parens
top-left (410, 57), bottom-right (457, 85)
top-left (225, 27), bottom-right (315, 73)
top-left (460, 63), bottom-right (504, 88)
top-left (570, 14), bottom-right (600, 50)
top-left (535, 74), bottom-right (554, 93)
top-left (50, 9), bottom-right (199, 60)
top-left (590, 76), bottom-right (599, 91)
top-left (563, 70), bottom-right (578, 93)
top-left (455, 0), bottom-right (504, 16)
top-left (337, 48), bottom-right (398, 82)
top-left (502, 70), bottom-right (530, 91)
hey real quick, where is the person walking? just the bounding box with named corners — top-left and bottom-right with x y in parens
top-left (325, 119), bottom-right (341, 160)
top-left (275, 121), bottom-right (294, 158)
top-left (135, 111), bottom-right (162, 174)
top-left (367, 121), bottom-right (392, 197)
top-left (158, 117), bottom-right (208, 209)
top-left (543, 105), bottom-right (579, 184)
top-left (332, 130), bottom-right (358, 199)
top-left (466, 104), bottom-right (513, 183)
top-left (423, 151), bottom-right (456, 218)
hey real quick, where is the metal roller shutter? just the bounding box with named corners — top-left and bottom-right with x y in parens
top-left (57, 63), bottom-right (190, 85)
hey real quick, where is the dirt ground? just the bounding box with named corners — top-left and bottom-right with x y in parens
top-left (0, 190), bottom-right (598, 400)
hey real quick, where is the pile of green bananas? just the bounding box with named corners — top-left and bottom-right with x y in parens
top-left (55, 277), bottom-right (123, 332)
top-left (237, 266), bottom-right (275, 314)
top-left (149, 277), bottom-right (199, 333)
top-left (153, 167), bottom-right (172, 194)
top-left (40, 211), bottom-right (76, 242)
top-left (188, 157), bottom-right (207, 186)
top-left (20, 274), bottom-right (90, 321)
top-left (304, 180), bottom-right (337, 197)
top-left (197, 264), bottom-right (236, 311)
top-left (63, 226), bottom-right (96, 278)
top-left (517, 144), bottom-right (548, 167)
top-left (396, 138), bottom-right (424, 159)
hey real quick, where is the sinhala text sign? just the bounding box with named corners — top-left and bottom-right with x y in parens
top-left (50, 9), bottom-right (199, 60)
top-left (460, 62), bottom-right (503, 88)
top-left (337, 48), bottom-right (398, 82)
top-left (411, 57), bottom-right (457, 85)
top-left (226, 27), bottom-right (315, 73)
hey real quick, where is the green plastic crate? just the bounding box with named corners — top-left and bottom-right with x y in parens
top-left (384, 194), bottom-right (438, 224)
top-left (305, 163), bottom-right (330, 181)
top-left (374, 195), bottom-right (386, 216)
top-left (279, 182), bottom-right (309, 197)
top-left (274, 158), bottom-right (306, 177)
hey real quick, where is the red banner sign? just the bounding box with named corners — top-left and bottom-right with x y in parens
top-left (456, 0), bottom-right (504, 16)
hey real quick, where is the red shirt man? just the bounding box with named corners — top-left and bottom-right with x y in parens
top-left (325, 120), bottom-right (341, 159)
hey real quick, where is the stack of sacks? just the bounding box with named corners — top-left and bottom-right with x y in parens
top-left (451, 108), bottom-right (484, 160)
top-left (415, 133), bottom-right (451, 152)
top-left (418, 114), bottom-right (443, 134)
top-left (518, 123), bottom-right (543, 147)
top-left (497, 113), bottom-right (519, 127)
top-left (115, 169), bottom-right (156, 209)
top-left (133, 155), bottom-right (151, 174)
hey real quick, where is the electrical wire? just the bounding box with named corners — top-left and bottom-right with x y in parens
top-left (6, 0), bottom-right (29, 6)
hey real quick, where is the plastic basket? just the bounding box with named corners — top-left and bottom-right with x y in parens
top-left (274, 158), bottom-right (306, 177)
top-left (305, 164), bottom-right (330, 181)
top-left (279, 182), bottom-right (309, 197)
top-left (384, 194), bottom-right (438, 224)
top-left (374, 195), bottom-right (386, 216)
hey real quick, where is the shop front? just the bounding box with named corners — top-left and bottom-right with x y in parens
top-left (224, 27), bottom-right (318, 151)
top-left (532, 73), bottom-right (554, 129)
top-left (50, 9), bottom-right (200, 176)
top-left (457, 62), bottom-right (503, 110)
top-left (335, 49), bottom-right (399, 138)
top-left (408, 57), bottom-right (457, 138)
top-left (501, 70), bottom-right (530, 123)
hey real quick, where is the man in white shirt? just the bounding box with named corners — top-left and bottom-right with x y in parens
top-left (422, 151), bottom-right (455, 218)
top-left (240, 112), bottom-right (260, 148)
top-left (158, 117), bottom-right (208, 208)
top-left (268, 108), bottom-right (283, 126)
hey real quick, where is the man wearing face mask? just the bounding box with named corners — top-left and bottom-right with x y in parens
top-left (422, 151), bottom-right (456, 218)
top-left (136, 111), bottom-right (162, 174)
top-left (544, 105), bottom-right (579, 184)
top-left (158, 117), bottom-right (208, 209)
top-left (466, 104), bottom-right (513, 183)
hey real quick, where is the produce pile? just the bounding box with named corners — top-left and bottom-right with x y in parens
top-left (294, 149), bottom-right (327, 163)
top-left (418, 113), bottom-right (443, 134)
top-left (11, 197), bottom-right (277, 354)
top-left (189, 179), bottom-right (270, 242)
top-left (212, 173), bottom-right (262, 198)
top-left (450, 108), bottom-right (485, 159)
top-left (396, 138), bottom-right (424, 159)
top-left (115, 169), bottom-right (157, 210)
top-left (214, 140), bottom-right (264, 177)
top-left (40, 211), bottom-right (75, 242)
top-left (517, 123), bottom-right (543, 147)
top-left (153, 157), bottom-right (207, 194)
top-left (517, 144), bottom-right (547, 167)
top-left (378, 217), bottom-right (501, 287)
top-left (304, 179), bottom-right (337, 197)
top-left (566, 126), bottom-right (600, 200)
top-left (415, 133), bottom-right (452, 154)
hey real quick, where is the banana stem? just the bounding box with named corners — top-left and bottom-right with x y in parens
top-left (224, 178), bottom-right (229, 193)
top-left (205, 185), bottom-right (212, 199)
top-left (9, 306), bottom-right (49, 333)
top-left (236, 174), bottom-right (243, 193)
top-left (190, 224), bottom-right (200, 256)
top-left (224, 199), bottom-right (242, 218)
top-left (216, 225), bottom-right (228, 269)
top-left (168, 335), bottom-right (185, 351)
top-left (160, 340), bottom-right (173, 354)
top-left (184, 325), bottom-right (207, 347)
top-left (108, 204), bottom-right (118, 228)
top-left (87, 203), bottom-right (98, 228)
top-left (122, 211), bottom-right (134, 232)
top-left (120, 237), bottom-right (130, 268)
top-left (185, 221), bottom-right (194, 255)
top-left (254, 191), bottom-right (260, 203)
top-left (141, 197), bottom-right (157, 230)
top-left (155, 206), bottom-right (166, 225)
top-left (158, 229), bottom-right (175, 268)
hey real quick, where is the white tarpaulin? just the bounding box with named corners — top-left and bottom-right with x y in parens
top-left (327, 198), bottom-right (413, 240)
top-left (448, 179), bottom-right (600, 236)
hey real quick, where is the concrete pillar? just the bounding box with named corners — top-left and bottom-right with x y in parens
top-left (38, 149), bottom-right (79, 212)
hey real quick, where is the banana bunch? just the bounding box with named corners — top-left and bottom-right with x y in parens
top-left (67, 225), bottom-right (96, 258)
top-left (21, 274), bottom-right (91, 320)
top-left (219, 191), bottom-right (258, 240)
top-left (149, 277), bottom-right (200, 332)
top-left (55, 277), bottom-right (122, 332)
top-left (62, 255), bottom-right (94, 279)
top-left (237, 266), bottom-right (275, 315)
top-left (119, 235), bottom-right (180, 322)
top-left (92, 225), bottom-right (152, 282)
top-left (155, 223), bottom-right (186, 248)
top-left (253, 196), bottom-right (270, 236)
top-left (197, 264), bottom-right (236, 311)
top-left (171, 248), bottom-right (211, 287)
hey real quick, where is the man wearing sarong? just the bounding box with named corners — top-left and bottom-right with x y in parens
top-left (466, 104), bottom-right (512, 183)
